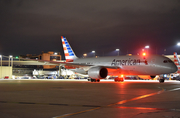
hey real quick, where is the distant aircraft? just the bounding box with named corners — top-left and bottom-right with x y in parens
top-left (174, 52), bottom-right (180, 74)
top-left (60, 36), bottom-right (177, 83)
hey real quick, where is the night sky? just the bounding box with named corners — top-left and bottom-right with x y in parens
top-left (0, 0), bottom-right (180, 59)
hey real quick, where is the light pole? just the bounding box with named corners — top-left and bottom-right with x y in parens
top-left (83, 53), bottom-right (87, 58)
top-left (9, 55), bottom-right (13, 67)
top-left (177, 42), bottom-right (180, 46)
top-left (92, 51), bottom-right (95, 57)
top-left (0, 55), bottom-right (2, 79)
top-left (177, 42), bottom-right (180, 54)
top-left (164, 49), bottom-right (166, 55)
top-left (9, 55), bottom-right (13, 79)
top-left (145, 45), bottom-right (149, 54)
top-left (116, 49), bottom-right (120, 56)
top-left (145, 45), bottom-right (149, 49)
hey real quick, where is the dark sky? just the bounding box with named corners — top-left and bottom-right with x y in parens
top-left (0, 0), bottom-right (180, 59)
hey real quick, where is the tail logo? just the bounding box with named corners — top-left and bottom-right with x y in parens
top-left (174, 52), bottom-right (180, 73)
top-left (61, 36), bottom-right (77, 62)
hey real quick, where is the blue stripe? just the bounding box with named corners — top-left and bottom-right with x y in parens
top-left (68, 50), bottom-right (73, 53)
top-left (66, 45), bottom-right (70, 48)
top-left (69, 53), bottom-right (74, 56)
top-left (67, 47), bottom-right (71, 50)
top-left (63, 36), bottom-right (67, 41)
top-left (68, 50), bottom-right (74, 56)
top-left (63, 38), bottom-right (75, 56)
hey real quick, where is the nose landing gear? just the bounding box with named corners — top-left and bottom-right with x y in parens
top-left (114, 77), bottom-right (124, 82)
top-left (159, 78), bottom-right (165, 83)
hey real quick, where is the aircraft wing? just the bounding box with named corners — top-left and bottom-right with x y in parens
top-left (30, 58), bottom-right (121, 69)
top-left (4, 55), bottom-right (121, 69)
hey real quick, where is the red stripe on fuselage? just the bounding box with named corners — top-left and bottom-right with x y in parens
top-left (64, 65), bottom-right (76, 69)
top-left (66, 59), bottom-right (74, 62)
top-left (64, 59), bottom-right (75, 69)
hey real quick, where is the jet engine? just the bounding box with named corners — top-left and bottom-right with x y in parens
top-left (150, 75), bottom-right (156, 79)
top-left (88, 66), bottom-right (108, 79)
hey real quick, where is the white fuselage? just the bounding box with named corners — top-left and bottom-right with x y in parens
top-left (70, 54), bottom-right (177, 76)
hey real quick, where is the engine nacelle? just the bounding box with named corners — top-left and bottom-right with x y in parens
top-left (150, 75), bottom-right (156, 79)
top-left (88, 66), bottom-right (108, 79)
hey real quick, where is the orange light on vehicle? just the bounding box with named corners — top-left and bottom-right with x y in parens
top-left (120, 74), bottom-right (124, 77)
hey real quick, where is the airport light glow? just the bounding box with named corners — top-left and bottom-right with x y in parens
top-left (116, 49), bottom-right (120, 56)
top-left (83, 53), bottom-right (87, 57)
top-left (142, 52), bottom-right (146, 56)
top-left (145, 45), bottom-right (149, 49)
top-left (177, 43), bottom-right (180, 46)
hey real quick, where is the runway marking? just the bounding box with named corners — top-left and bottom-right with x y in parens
top-left (55, 89), bottom-right (165, 118)
top-left (107, 89), bottom-right (164, 106)
top-left (115, 106), bottom-right (180, 112)
top-left (169, 88), bottom-right (180, 91)
top-left (0, 101), bottom-right (101, 107)
top-left (115, 106), bottom-right (167, 110)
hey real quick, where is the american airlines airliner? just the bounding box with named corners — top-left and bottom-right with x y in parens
top-left (61, 36), bottom-right (177, 83)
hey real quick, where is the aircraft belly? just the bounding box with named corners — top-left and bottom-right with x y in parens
top-left (107, 67), bottom-right (138, 75)
top-left (70, 68), bottom-right (87, 75)
top-left (107, 66), bottom-right (159, 76)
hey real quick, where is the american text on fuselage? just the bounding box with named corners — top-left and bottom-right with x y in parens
top-left (111, 59), bottom-right (141, 66)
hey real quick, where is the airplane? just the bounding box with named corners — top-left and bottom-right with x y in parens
top-left (61, 36), bottom-right (177, 83)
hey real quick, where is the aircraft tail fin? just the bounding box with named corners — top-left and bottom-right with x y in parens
top-left (174, 52), bottom-right (180, 73)
top-left (174, 52), bottom-right (180, 65)
top-left (61, 36), bottom-right (78, 62)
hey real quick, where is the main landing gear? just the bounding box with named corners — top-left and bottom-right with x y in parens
top-left (90, 79), bottom-right (100, 82)
top-left (114, 77), bottom-right (124, 82)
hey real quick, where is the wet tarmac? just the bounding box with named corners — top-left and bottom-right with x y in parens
top-left (0, 79), bottom-right (180, 118)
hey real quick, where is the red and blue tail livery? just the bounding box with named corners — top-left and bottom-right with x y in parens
top-left (174, 52), bottom-right (180, 74)
top-left (61, 36), bottom-right (77, 62)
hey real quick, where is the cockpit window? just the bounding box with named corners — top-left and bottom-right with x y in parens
top-left (168, 60), bottom-right (173, 63)
top-left (163, 60), bottom-right (168, 63)
top-left (163, 60), bottom-right (173, 63)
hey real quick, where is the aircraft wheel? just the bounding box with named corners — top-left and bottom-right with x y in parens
top-left (91, 79), bottom-right (100, 82)
top-left (114, 78), bottom-right (124, 82)
top-left (120, 78), bottom-right (124, 82)
top-left (159, 79), bottom-right (164, 83)
top-left (91, 79), bottom-right (95, 82)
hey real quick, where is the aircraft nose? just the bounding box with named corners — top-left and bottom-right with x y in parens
top-left (171, 63), bottom-right (178, 73)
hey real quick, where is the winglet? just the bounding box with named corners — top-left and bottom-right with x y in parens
top-left (61, 36), bottom-right (78, 62)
